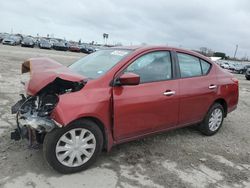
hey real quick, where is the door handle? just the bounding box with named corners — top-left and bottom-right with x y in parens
top-left (209, 85), bottom-right (217, 89)
top-left (163, 91), bottom-right (175, 96)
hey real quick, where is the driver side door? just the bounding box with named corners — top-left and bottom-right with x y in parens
top-left (113, 50), bottom-right (179, 141)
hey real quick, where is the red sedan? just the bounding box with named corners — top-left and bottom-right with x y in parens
top-left (68, 44), bottom-right (81, 52)
top-left (11, 46), bottom-right (238, 173)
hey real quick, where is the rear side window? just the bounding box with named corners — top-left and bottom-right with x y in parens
top-left (177, 53), bottom-right (202, 78)
top-left (200, 59), bottom-right (211, 75)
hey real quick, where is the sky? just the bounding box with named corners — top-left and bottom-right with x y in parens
top-left (0, 0), bottom-right (249, 58)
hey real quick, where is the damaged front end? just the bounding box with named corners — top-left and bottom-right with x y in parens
top-left (11, 58), bottom-right (86, 148)
top-left (11, 93), bottom-right (60, 148)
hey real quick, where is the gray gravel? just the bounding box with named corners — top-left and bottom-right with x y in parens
top-left (0, 44), bottom-right (249, 188)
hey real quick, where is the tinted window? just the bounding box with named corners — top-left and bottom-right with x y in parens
top-left (125, 51), bottom-right (172, 83)
top-left (177, 53), bottom-right (202, 78)
top-left (200, 59), bottom-right (211, 75)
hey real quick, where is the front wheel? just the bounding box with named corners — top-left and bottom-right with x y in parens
top-left (199, 103), bottom-right (224, 136)
top-left (43, 119), bottom-right (103, 174)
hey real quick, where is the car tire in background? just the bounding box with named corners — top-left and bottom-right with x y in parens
top-left (43, 119), bottom-right (103, 174)
top-left (199, 103), bottom-right (224, 136)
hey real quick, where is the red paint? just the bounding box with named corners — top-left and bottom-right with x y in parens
top-left (119, 72), bottom-right (140, 85)
top-left (22, 57), bottom-right (86, 95)
top-left (25, 46), bottom-right (239, 151)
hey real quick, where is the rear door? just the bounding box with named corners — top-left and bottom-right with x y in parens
top-left (176, 52), bottom-right (217, 125)
top-left (113, 50), bottom-right (179, 141)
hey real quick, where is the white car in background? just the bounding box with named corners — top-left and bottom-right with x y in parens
top-left (221, 62), bottom-right (229, 69)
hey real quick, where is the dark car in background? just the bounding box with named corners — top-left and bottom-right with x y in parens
top-left (39, 39), bottom-right (52, 49)
top-left (80, 44), bottom-right (95, 54)
top-left (53, 41), bottom-right (68, 51)
top-left (243, 65), bottom-right (250, 74)
top-left (21, 37), bottom-right (35, 48)
top-left (245, 68), bottom-right (250, 80)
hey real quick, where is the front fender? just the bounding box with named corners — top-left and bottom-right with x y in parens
top-left (51, 88), bottom-right (112, 131)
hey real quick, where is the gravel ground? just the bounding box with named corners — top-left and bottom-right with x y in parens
top-left (0, 44), bottom-right (249, 188)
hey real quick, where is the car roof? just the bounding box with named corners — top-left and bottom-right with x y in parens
top-left (112, 45), bottom-right (211, 62)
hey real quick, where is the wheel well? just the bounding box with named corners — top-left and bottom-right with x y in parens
top-left (78, 117), bottom-right (108, 151)
top-left (214, 99), bottom-right (228, 117)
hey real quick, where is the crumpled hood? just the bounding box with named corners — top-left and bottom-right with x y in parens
top-left (22, 57), bottom-right (86, 95)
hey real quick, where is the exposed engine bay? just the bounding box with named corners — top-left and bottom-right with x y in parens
top-left (11, 58), bottom-right (86, 148)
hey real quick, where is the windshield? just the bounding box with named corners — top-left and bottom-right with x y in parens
top-left (69, 49), bottom-right (132, 79)
top-left (23, 37), bottom-right (33, 42)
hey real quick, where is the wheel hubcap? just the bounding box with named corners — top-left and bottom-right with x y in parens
top-left (208, 108), bottom-right (223, 132)
top-left (56, 128), bottom-right (96, 167)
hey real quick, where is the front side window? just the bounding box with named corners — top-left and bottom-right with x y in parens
top-left (177, 53), bottom-right (202, 78)
top-left (125, 51), bottom-right (172, 83)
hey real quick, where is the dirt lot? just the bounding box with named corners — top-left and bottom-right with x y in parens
top-left (0, 44), bottom-right (249, 188)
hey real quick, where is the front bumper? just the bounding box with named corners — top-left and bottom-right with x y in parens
top-left (10, 95), bottom-right (60, 144)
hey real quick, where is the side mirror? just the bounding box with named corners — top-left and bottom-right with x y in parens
top-left (117, 73), bottom-right (140, 86)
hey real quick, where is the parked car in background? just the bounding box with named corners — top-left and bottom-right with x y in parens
top-left (11, 46), bottom-right (238, 174)
top-left (39, 39), bottom-right (52, 49)
top-left (68, 43), bottom-right (81, 52)
top-left (49, 38), bottom-right (59, 46)
top-left (245, 68), bottom-right (250, 80)
top-left (80, 44), bottom-right (95, 54)
top-left (2, 36), bottom-right (18, 45)
top-left (0, 33), bottom-right (9, 43)
top-left (243, 65), bottom-right (250, 74)
top-left (221, 62), bottom-right (229, 69)
top-left (21, 37), bottom-right (35, 48)
top-left (53, 41), bottom-right (68, 51)
top-left (228, 63), bottom-right (236, 71)
top-left (233, 64), bottom-right (245, 74)
top-left (12, 35), bottom-right (22, 45)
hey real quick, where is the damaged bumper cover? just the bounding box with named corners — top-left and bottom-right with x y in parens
top-left (11, 57), bottom-right (86, 144)
top-left (10, 95), bottom-right (61, 142)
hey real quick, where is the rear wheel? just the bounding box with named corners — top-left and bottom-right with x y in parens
top-left (199, 103), bottom-right (224, 136)
top-left (43, 119), bottom-right (103, 174)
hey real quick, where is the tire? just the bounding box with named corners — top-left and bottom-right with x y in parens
top-left (246, 76), bottom-right (250, 80)
top-left (199, 103), bottom-right (224, 136)
top-left (43, 119), bottom-right (103, 174)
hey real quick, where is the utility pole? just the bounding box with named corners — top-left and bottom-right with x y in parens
top-left (233, 44), bottom-right (238, 59)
